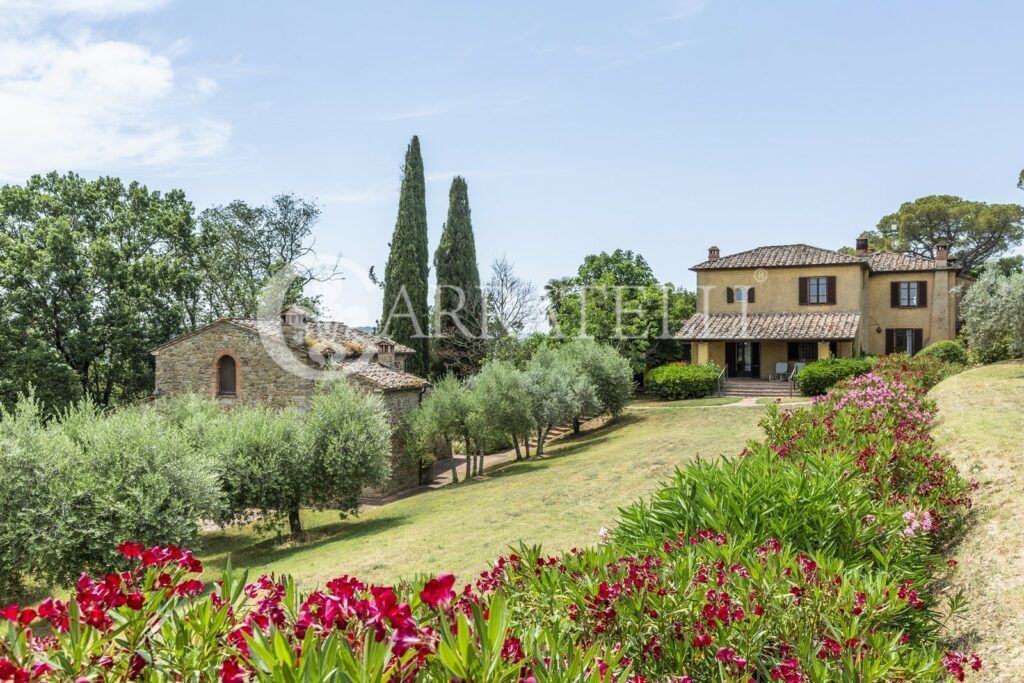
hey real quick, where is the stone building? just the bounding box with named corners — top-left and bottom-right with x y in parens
top-left (150, 305), bottom-right (429, 495)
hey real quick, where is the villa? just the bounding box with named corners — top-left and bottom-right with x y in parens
top-left (676, 238), bottom-right (969, 380)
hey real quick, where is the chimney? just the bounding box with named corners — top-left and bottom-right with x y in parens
top-left (934, 241), bottom-right (950, 267)
top-left (855, 235), bottom-right (869, 257)
top-left (280, 305), bottom-right (307, 342)
top-left (708, 246), bottom-right (720, 262)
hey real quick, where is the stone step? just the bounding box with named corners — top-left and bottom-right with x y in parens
top-left (722, 382), bottom-right (796, 397)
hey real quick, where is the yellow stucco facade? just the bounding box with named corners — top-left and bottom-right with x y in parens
top-left (682, 245), bottom-right (964, 379)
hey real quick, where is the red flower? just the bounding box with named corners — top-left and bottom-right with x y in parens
top-left (118, 542), bottom-right (144, 559)
top-left (219, 656), bottom-right (247, 683)
top-left (126, 592), bottom-right (145, 610)
top-left (420, 573), bottom-right (456, 608)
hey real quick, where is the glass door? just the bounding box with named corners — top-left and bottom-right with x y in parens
top-left (726, 342), bottom-right (761, 377)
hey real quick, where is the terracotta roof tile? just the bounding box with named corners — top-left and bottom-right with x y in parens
top-left (862, 251), bottom-right (954, 272)
top-left (692, 244), bottom-right (863, 270)
top-left (233, 319), bottom-right (416, 355)
top-left (340, 360), bottom-right (429, 391)
top-left (676, 312), bottom-right (861, 341)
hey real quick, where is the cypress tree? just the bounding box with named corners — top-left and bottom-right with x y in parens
top-left (433, 176), bottom-right (485, 376)
top-left (381, 136), bottom-right (430, 376)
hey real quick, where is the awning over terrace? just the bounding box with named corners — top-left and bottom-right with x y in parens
top-left (676, 312), bottom-right (861, 342)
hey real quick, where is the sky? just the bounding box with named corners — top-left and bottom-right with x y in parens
top-left (1, 0), bottom-right (1022, 326)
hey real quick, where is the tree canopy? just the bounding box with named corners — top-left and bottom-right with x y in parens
top-left (194, 193), bottom-right (337, 320)
top-left (381, 136), bottom-right (430, 376)
top-left (0, 172), bottom-right (196, 410)
top-left (961, 265), bottom-right (1024, 362)
top-left (216, 380), bottom-right (392, 537)
top-left (546, 250), bottom-right (695, 373)
top-left (0, 173), bottom-right (332, 414)
top-left (867, 195), bottom-right (1024, 275)
top-left (433, 176), bottom-right (485, 377)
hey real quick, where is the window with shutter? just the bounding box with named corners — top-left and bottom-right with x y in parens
top-left (890, 328), bottom-right (923, 356)
top-left (798, 277), bottom-right (809, 305)
top-left (826, 276), bottom-right (837, 305)
top-left (917, 281), bottom-right (928, 307)
top-left (726, 287), bottom-right (734, 303)
top-left (747, 287), bottom-right (755, 303)
top-left (807, 277), bottom-right (829, 304)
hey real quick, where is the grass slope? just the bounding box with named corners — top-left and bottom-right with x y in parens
top-left (931, 362), bottom-right (1024, 681)
top-left (200, 401), bottom-right (763, 589)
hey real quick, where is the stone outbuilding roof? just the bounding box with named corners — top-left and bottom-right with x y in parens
top-left (676, 312), bottom-right (862, 341)
top-left (692, 244), bottom-right (864, 271)
top-left (692, 244), bottom-right (957, 273)
top-left (232, 319), bottom-right (416, 355)
top-left (150, 317), bottom-right (426, 392)
top-left (340, 360), bottom-right (429, 391)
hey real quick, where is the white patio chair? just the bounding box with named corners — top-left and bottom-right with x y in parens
top-left (790, 362), bottom-right (807, 381)
top-left (770, 361), bottom-right (788, 381)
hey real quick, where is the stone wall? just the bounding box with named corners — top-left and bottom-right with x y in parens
top-left (365, 388), bottom-right (424, 497)
top-left (154, 321), bottom-right (316, 409)
top-left (153, 321), bottom-right (424, 495)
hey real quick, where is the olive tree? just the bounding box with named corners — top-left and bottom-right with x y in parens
top-left (523, 349), bottom-right (595, 455)
top-left (408, 374), bottom-right (472, 483)
top-left (557, 338), bottom-right (634, 431)
top-left (0, 395), bottom-right (224, 596)
top-left (470, 361), bottom-right (533, 461)
top-left (217, 380), bottom-right (391, 537)
top-left (961, 265), bottom-right (1024, 361)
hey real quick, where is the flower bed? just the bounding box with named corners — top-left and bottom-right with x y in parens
top-left (0, 363), bottom-right (982, 681)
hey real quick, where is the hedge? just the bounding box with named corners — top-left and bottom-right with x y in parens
top-left (795, 356), bottom-right (876, 395)
top-left (644, 362), bottom-right (720, 400)
top-left (917, 339), bottom-right (969, 366)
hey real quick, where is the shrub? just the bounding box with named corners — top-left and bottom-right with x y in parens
top-left (794, 356), bottom-right (876, 396)
top-left (917, 339), bottom-right (969, 366)
top-left (644, 361), bottom-right (720, 399)
top-left (796, 357), bottom-right (866, 394)
top-left (0, 396), bottom-right (223, 597)
top-left (873, 353), bottom-right (963, 391)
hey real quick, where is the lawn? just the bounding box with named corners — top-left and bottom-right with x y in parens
top-left (199, 399), bottom-right (764, 590)
top-left (931, 361), bottom-right (1024, 681)
top-left (755, 396), bottom-right (814, 405)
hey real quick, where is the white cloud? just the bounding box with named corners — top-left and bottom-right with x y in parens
top-left (195, 76), bottom-right (220, 96)
top-left (0, 0), bottom-right (230, 179)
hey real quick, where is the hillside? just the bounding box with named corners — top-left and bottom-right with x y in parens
top-left (200, 400), bottom-right (764, 588)
top-left (932, 362), bottom-right (1024, 681)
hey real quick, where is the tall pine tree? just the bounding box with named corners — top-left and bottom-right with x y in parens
top-left (433, 176), bottom-right (485, 376)
top-left (381, 136), bottom-right (430, 376)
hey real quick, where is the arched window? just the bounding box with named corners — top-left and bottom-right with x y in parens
top-left (217, 355), bottom-right (237, 397)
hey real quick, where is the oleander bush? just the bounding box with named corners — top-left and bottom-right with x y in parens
top-left (0, 366), bottom-right (982, 681)
top-left (872, 353), bottom-right (964, 392)
top-left (795, 356), bottom-right (876, 395)
top-left (644, 362), bottom-right (720, 400)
